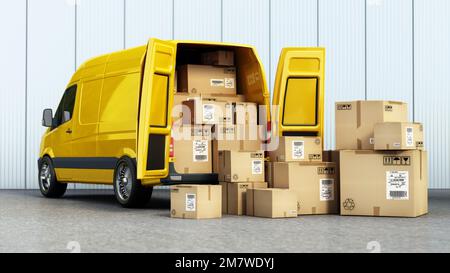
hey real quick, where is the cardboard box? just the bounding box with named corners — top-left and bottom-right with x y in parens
top-left (246, 188), bottom-right (298, 218)
top-left (211, 125), bottom-right (262, 173)
top-left (222, 182), bottom-right (268, 215)
top-left (234, 102), bottom-right (258, 126)
top-left (201, 50), bottom-right (234, 66)
top-left (268, 136), bottom-right (322, 162)
top-left (335, 100), bottom-right (408, 150)
top-left (170, 184), bottom-right (222, 219)
top-left (273, 162), bottom-right (338, 215)
top-left (340, 150), bottom-right (428, 217)
top-left (182, 97), bottom-right (233, 125)
top-left (218, 150), bottom-right (265, 182)
top-left (177, 64), bottom-right (236, 95)
top-left (374, 122), bottom-right (424, 150)
top-left (172, 125), bottom-right (212, 174)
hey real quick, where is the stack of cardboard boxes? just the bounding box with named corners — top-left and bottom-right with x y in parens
top-left (334, 101), bottom-right (427, 217)
top-left (170, 50), bottom-right (265, 219)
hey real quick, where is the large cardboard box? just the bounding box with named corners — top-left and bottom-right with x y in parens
top-left (374, 122), bottom-right (424, 150)
top-left (222, 182), bottom-right (268, 215)
top-left (273, 162), bottom-right (338, 215)
top-left (211, 125), bottom-right (262, 173)
top-left (268, 136), bottom-right (322, 162)
top-left (177, 64), bottom-right (236, 95)
top-left (170, 184), bottom-right (222, 219)
top-left (182, 97), bottom-right (233, 125)
top-left (218, 150), bottom-right (265, 182)
top-left (172, 125), bottom-right (212, 174)
top-left (201, 50), bottom-right (234, 66)
top-left (340, 150), bottom-right (428, 217)
top-left (335, 101), bottom-right (408, 150)
top-left (246, 188), bottom-right (298, 218)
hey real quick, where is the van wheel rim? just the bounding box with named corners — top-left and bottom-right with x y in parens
top-left (116, 163), bottom-right (132, 201)
top-left (40, 163), bottom-right (51, 191)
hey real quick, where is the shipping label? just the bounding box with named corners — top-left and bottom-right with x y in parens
top-left (386, 171), bottom-right (409, 200)
top-left (406, 127), bottom-right (414, 147)
top-left (292, 140), bottom-right (305, 160)
top-left (320, 179), bottom-right (335, 201)
top-left (224, 78), bottom-right (235, 89)
top-left (202, 104), bottom-right (215, 123)
top-left (185, 193), bottom-right (196, 211)
top-left (193, 140), bottom-right (208, 162)
top-left (252, 160), bottom-right (263, 175)
top-left (210, 79), bottom-right (225, 87)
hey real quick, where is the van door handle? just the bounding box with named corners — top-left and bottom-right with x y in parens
top-left (66, 129), bottom-right (72, 134)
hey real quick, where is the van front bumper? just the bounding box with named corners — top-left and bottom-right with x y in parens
top-left (160, 162), bottom-right (218, 185)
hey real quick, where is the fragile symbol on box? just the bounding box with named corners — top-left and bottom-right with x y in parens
top-left (317, 167), bottom-right (335, 175)
top-left (336, 103), bottom-right (352, 110)
top-left (383, 156), bottom-right (410, 166)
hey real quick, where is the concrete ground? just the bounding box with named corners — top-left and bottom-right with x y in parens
top-left (0, 189), bottom-right (449, 253)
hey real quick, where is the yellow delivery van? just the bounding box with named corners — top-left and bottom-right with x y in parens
top-left (38, 38), bottom-right (324, 207)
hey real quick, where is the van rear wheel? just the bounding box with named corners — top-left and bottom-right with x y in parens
top-left (38, 157), bottom-right (67, 198)
top-left (113, 157), bottom-right (153, 208)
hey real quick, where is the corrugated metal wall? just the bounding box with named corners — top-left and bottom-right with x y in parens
top-left (0, 0), bottom-right (448, 189)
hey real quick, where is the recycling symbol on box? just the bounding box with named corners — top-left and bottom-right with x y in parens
top-left (343, 198), bottom-right (355, 210)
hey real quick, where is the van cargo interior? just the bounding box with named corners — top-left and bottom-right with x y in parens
top-left (176, 43), bottom-right (267, 106)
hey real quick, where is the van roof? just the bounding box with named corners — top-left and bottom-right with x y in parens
top-left (68, 40), bottom-right (254, 86)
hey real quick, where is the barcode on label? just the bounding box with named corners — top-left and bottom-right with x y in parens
top-left (185, 193), bottom-right (196, 212)
top-left (195, 155), bottom-right (207, 161)
top-left (389, 191), bottom-right (407, 198)
top-left (210, 79), bottom-right (224, 87)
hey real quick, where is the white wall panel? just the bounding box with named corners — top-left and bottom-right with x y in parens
top-left (0, 0), bottom-right (26, 189)
top-left (76, 0), bottom-right (125, 189)
top-left (26, 0), bottom-right (76, 189)
top-left (270, 0), bottom-right (318, 96)
top-left (319, 0), bottom-right (366, 150)
top-left (223, 0), bottom-right (270, 88)
top-left (367, 0), bottom-right (413, 120)
top-left (174, 0), bottom-right (221, 41)
top-left (414, 0), bottom-right (450, 189)
top-left (125, 0), bottom-right (173, 48)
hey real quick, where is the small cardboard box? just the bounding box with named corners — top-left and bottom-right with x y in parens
top-left (273, 162), bottom-right (338, 215)
top-left (340, 150), bottom-right (428, 217)
top-left (234, 102), bottom-right (258, 126)
top-left (374, 122), bottom-right (424, 150)
top-left (218, 150), bottom-right (265, 182)
top-left (170, 184), bottom-right (222, 219)
top-left (177, 64), bottom-right (236, 95)
top-left (172, 125), bottom-right (212, 174)
top-left (182, 97), bottom-right (233, 125)
top-left (268, 136), bottom-right (322, 162)
top-left (335, 100), bottom-right (408, 150)
top-left (212, 125), bottom-right (262, 173)
top-left (246, 188), bottom-right (298, 218)
top-left (201, 50), bottom-right (234, 66)
top-left (222, 182), bottom-right (268, 215)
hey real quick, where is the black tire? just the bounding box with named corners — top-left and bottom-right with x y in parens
top-left (38, 156), bottom-right (67, 198)
top-left (113, 157), bottom-right (153, 208)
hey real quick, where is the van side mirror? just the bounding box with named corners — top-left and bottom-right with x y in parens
top-left (42, 109), bottom-right (53, 127)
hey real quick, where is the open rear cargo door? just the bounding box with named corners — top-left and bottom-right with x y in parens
top-left (137, 39), bottom-right (176, 180)
top-left (272, 48), bottom-right (325, 141)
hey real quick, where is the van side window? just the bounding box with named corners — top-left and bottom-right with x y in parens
top-left (52, 85), bottom-right (77, 129)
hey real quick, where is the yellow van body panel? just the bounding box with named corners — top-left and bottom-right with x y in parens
top-left (272, 47), bottom-right (325, 142)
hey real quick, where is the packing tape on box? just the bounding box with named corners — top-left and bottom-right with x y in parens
top-left (373, 207), bottom-right (380, 216)
top-left (357, 101), bottom-right (362, 128)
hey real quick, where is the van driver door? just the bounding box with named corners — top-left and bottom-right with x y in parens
top-left (136, 39), bottom-right (176, 181)
top-left (272, 48), bottom-right (325, 146)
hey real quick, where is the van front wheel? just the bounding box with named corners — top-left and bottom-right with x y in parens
top-left (113, 157), bottom-right (153, 208)
top-left (38, 157), bottom-right (67, 198)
